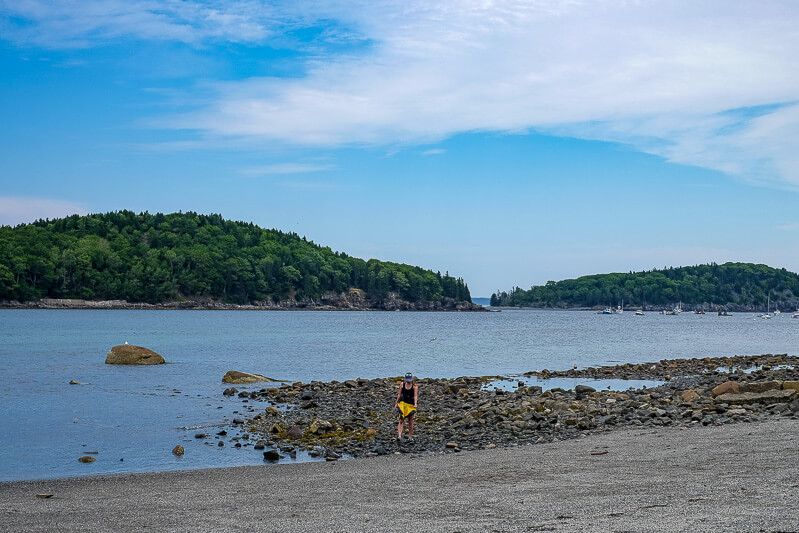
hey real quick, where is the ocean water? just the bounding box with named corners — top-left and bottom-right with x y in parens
top-left (1, 308), bottom-right (797, 481)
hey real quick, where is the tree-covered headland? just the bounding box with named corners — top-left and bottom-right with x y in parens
top-left (0, 211), bottom-right (472, 307)
top-left (491, 263), bottom-right (799, 311)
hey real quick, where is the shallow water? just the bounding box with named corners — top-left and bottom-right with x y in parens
top-left (1, 308), bottom-right (797, 481)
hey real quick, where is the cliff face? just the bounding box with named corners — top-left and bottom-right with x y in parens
top-left (1, 289), bottom-right (485, 311)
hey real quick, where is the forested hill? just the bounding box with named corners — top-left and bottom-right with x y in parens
top-left (491, 263), bottom-right (799, 311)
top-left (0, 211), bottom-right (472, 307)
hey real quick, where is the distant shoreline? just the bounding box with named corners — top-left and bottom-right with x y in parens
top-left (0, 298), bottom-right (486, 312)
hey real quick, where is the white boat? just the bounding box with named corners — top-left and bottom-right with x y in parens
top-left (761, 294), bottom-right (773, 319)
top-left (793, 309), bottom-right (799, 319)
top-left (635, 309), bottom-right (644, 316)
top-left (598, 307), bottom-right (613, 314)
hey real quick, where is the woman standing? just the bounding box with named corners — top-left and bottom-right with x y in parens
top-left (395, 373), bottom-right (418, 441)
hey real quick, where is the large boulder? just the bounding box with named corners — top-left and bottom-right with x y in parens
top-left (715, 389), bottom-right (796, 405)
top-left (222, 370), bottom-right (276, 384)
top-left (105, 344), bottom-right (165, 365)
top-left (739, 381), bottom-right (782, 394)
top-left (711, 381), bottom-right (740, 397)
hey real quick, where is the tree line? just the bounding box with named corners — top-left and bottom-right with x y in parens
top-left (491, 263), bottom-right (799, 310)
top-left (0, 211), bottom-right (471, 305)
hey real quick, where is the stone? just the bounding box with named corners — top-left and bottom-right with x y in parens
top-left (222, 371), bottom-right (277, 384)
top-left (69, 379), bottom-right (80, 385)
top-left (782, 381), bottom-right (799, 392)
top-left (574, 385), bottom-right (596, 398)
top-left (739, 381), bottom-right (782, 394)
top-left (254, 440), bottom-right (267, 450)
top-left (263, 449), bottom-right (280, 461)
top-left (711, 381), bottom-right (740, 397)
top-left (285, 425), bottom-right (304, 439)
top-left (218, 441), bottom-right (224, 447)
top-left (727, 408), bottom-right (747, 416)
top-left (680, 389), bottom-right (701, 403)
top-left (172, 445), bottom-right (185, 456)
top-left (105, 344), bottom-right (165, 365)
top-left (715, 389), bottom-right (796, 405)
top-left (194, 433), bottom-right (208, 439)
top-left (78, 456), bottom-right (96, 463)
top-left (222, 387), bottom-right (238, 396)
top-left (445, 441), bottom-right (459, 449)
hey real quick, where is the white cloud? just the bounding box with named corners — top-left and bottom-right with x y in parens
top-left (6, 1), bottom-right (799, 187)
top-left (240, 162), bottom-right (335, 177)
top-left (421, 148), bottom-right (445, 156)
top-left (0, 196), bottom-right (87, 226)
top-left (0, 0), bottom-right (272, 47)
top-left (164, 0), bottom-right (799, 187)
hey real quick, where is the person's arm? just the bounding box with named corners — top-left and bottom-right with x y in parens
top-left (414, 384), bottom-right (419, 409)
top-left (395, 384), bottom-right (402, 407)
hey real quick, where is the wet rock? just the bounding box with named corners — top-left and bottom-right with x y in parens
top-left (575, 385), bottom-right (596, 398)
top-left (218, 441), bottom-right (224, 447)
top-left (216, 430), bottom-right (227, 436)
top-left (223, 387), bottom-right (238, 396)
top-left (222, 371), bottom-right (278, 384)
top-left (105, 344), bottom-right (165, 365)
top-left (263, 449), bottom-right (280, 461)
top-left (78, 456), bottom-right (96, 463)
top-left (172, 445), bottom-right (185, 456)
top-left (254, 440), bottom-right (267, 450)
top-left (194, 433), bottom-right (208, 439)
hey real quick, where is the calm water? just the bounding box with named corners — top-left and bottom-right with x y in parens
top-left (2, 309), bottom-right (797, 481)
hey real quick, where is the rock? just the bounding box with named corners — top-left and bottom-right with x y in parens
top-left (105, 344), bottom-right (165, 365)
top-left (218, 441), bottom-right (224, 447)
top-left (325, 449), bottom-right (341, 460)
top-left (781, 381), bottom-right (799, 392)
top-left (69, 379), bottom-right (80, 385)
top-left (680, 389), bottom-right (701, 403)
top-left (222, 387), bottom-right (238, 396)
top-left (309, 419), bottom-right (333, 434)
top-left (35, 493), bottom-right (54, 499)
top-left (254, 440), bottom-right (267, 450)
top-left (445, 441), bottom-right (459, 449)
top-left (172, 445), bottom-right (185, 456)
top-left (711, 381), bottom-right (740, 397)
top-left (78, 456), bottom-right (96, 463)
top-left (222, 371), bottom-right (277, 384)
top-left (739, 381), bottom-right (782, 394)
top-left (574, 385), bottom-right (596, 398)
top-left (216, 430), bottom-right (227, 436)
top-left (715, 389), bottom-right (796, 405)
top-left (232, 418), bottom-right (244, 425)
top-left (727, 408), bottom-right (748, 416)
top-left (263, 449), bottom-right (280, 461)
top-left (285, 425), bottom-right (304, 439)
top-left (194, 433), bottom-right (208, 439)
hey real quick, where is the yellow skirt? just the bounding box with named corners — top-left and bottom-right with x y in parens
top-left (397, 401), bottom-right (416, 418)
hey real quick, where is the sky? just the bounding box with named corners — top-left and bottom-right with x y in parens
top-left (1, 0), bottom-right (799, 296)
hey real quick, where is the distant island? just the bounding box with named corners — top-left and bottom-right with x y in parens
top-left (491, 262), bottom-right (799, 312)
top-left (0, 211), bottom-right (478, 311)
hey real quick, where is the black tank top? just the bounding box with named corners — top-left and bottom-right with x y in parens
top-left (400, 383), bottom-right (415, 405)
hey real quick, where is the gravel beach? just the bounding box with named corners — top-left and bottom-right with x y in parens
top-left (2, 418), bottom-right (797, 532)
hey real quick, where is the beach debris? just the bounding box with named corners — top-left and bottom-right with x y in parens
top-left (78, 456), bottom-right (96, 463)
top-left (35, 493), bottom-right (54, 499)
top-left (172, 445), bottom-right (185, 456)
top-left (222, 370), bottom-right (278, 384)
top-left (105, 344), bottom-right (165, 365)
top-left (590, 450), bottom-right (609, 456)
top-left (445, 441), bottom-right (460, 449)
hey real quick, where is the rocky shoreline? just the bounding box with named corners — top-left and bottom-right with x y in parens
top-left (221, 354), bottom-right (799, 462)
top-left (0, 292), bottom-right (484, 312)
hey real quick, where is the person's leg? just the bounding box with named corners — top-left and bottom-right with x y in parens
top-left (407, 413), bottom-right (415, 439)
top-left (396, 415), bottom-right (403, 439)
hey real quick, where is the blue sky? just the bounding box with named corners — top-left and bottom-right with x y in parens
top-left (1, 1), bottom-right (799, 296)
